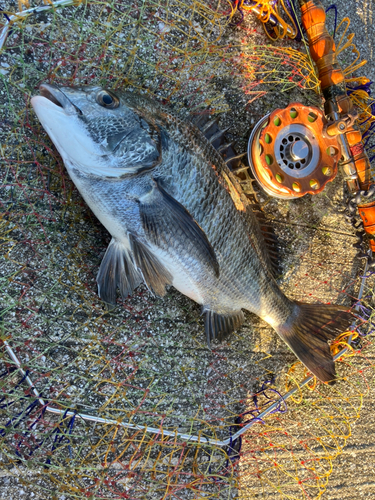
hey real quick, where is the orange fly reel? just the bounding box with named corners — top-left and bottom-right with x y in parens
top-left (248, 103), bottom-right (341, 199)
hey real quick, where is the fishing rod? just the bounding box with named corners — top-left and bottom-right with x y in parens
top-left (299, 0), bottom-right (375, 258)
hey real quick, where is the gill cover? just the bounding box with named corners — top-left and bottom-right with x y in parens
top-left (31, 84), bottom-right (162, 177)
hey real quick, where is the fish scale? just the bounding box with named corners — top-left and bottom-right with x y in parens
top-left (31, 84), bottom-right (355, 382)
top-left (156, 151), bottom-right (254, 308)
top-left (158, 145), bottom-right (271, 312)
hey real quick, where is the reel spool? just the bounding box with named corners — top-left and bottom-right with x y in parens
top-left (248, 103), bottom-right (341, 199)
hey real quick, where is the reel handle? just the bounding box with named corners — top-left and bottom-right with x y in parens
top-left (298, 0), bottom-right (375, 251)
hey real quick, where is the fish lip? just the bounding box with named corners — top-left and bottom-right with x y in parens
top-left (39, 84), bottom-right (64, 108)
top-left (38, 84), bottom-right (83, 115)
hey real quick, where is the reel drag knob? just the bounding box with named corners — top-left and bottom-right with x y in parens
top-left (247, 103), bottom-right (341, 199)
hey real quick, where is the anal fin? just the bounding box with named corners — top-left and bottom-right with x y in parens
top-left (97, 238), bottom-right (142, 305)
top-left (204, 309), bottom-right (245, 346)
top-left (130, 234), bottom-right (172, 298)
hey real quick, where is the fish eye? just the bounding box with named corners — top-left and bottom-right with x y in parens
top-left (96, 90), bottom-right (120, 109)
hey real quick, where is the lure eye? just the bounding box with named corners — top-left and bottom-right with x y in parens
top-left (96, 90), bottom-right (119, 109)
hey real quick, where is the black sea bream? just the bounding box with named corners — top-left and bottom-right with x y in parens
top-left (31, 84), bottom-right (354, 382)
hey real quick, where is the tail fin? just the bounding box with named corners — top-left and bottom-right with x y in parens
top-left (277, 302), bottom-right (354, 383)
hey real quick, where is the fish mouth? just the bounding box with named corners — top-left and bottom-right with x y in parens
top-left (40, 84), bottom-right (65, 108)
top-left (37, 84), bottom-right (82, 115)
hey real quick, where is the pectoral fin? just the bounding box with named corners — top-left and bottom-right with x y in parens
top-left (138, 180), bottom-right (219, 277)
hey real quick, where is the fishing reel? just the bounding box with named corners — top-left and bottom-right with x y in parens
top-left (248, 102), bottom-right (341, 199)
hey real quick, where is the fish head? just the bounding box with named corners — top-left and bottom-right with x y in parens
top-left (31, 84), bottom-right (161, 177)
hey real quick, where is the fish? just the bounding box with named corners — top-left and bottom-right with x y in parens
top-left (31, 84), bottom-right (354, 383)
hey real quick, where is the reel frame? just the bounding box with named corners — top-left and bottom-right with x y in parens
top-left (248, 103), bottom-right (342, 199)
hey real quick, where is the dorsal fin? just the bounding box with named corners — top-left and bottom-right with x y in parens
top-left (190, 111), bottom-right (282, 278)
top-left (247, 199), bottom-right (282, 279)
top-left (189, 112), bottom-right (242, 169)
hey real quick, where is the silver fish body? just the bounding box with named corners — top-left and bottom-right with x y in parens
top-left (31, 84), bottom-right (353, 382)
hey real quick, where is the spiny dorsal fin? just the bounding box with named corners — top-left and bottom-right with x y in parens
top-left (189, 112), bottom-right (242, 169)
top-left (208, 127), bottom-right (230, 145)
